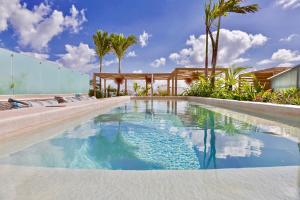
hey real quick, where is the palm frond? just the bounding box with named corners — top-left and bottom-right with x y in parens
top-left (93, 30), bottom-right (111, 59)
top-left (110, 34), bottom-right (137, 60)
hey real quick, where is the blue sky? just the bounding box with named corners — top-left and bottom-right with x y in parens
top-left (1, 0), bottom-right (300, 75)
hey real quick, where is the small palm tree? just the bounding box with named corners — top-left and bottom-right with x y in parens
top-left (93, 30), bottom-right (111, 93)
top-left (224, 65), bottom-right (248, 91)
top-left (110, 33), bottom-right (137, 95)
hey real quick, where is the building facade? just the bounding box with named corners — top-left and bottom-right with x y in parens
top-left (269, 65), bottom-right (300, 90)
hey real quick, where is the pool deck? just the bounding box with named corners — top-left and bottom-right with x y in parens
top-left (0, 165), bottom-right (299, 200)
top-left (0, 96), bottom-right (299, 200)
top-left (0, 96), bottom-right (131, 140)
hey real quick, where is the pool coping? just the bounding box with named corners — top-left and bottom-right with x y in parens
top-left (131, 96), bottom-right (300, 125)
top-left (0, 165), bottom-right (299, 200)
top-left (0, 96), bottom-right (131, 140)
top-left (0, 94), bottom-right (88, 101)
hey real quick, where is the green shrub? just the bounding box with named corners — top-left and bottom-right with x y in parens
top-left (156, 87), bottom-right (168, 96)
top-left (89, 89), bottom-right (103, 98)
top-left (138, 86), bottom-right (150, 96)
top-left (270, 88), bottom-right (300, 105)
top-left (238, 83), bottom-right (257, 101)
top-left (255, 89), bottom-right (273, 102)
top-left (184, 76), bottom-right (212, 97)
top-left (95, 91), bottom-right (103, 99)
top-left (88, 89), bottom-right (94, 97)
top-left (184, 71), bottom-right (300, 105)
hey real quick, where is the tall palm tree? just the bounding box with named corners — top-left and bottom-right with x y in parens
top-left (110, 33), bottom-right (137, 95)
top-left (93, 30), bottom-right (111, 94)
top-left (206, 0), bottom-right (259, 87)
top-left (204, 0), bottom-right (213, 78)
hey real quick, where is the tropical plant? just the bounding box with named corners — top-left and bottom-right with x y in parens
top-left (133, 82), bottom-right (140, 93)
top-left (223, 65), bottom-right (248, 91)
top-left (156, 86), bottom-right (168, 96)
top-left (238, 81), bottom-right (256, 101)
top-left (206, 0), bottom-right (259, 87)
top-left (184, 75), bottom-right (213, 97)
top-left (107, 84), bottom-right (117, 97)
top-left (138, 86), bottom-right (150, 96)
top-left (270, 88), bottom-right (300, 105)
top-left (110, 33), bottom-right (137, 95)
top-left (93, 30), bottom-right (111, 92)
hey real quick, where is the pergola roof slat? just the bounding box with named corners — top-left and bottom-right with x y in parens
top-left (94, 67), bottom-right (228, 80)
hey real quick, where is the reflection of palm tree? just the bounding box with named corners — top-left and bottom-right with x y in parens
top-left (87, 117), bottom-right (162, 169)
top-left (94, 113), bottom-right (124, 124)
top-left (207, 112), bottom-right (216, 168)
top-left (87, 128), bottom-right (137, 164)
top-left (192, 107), bottom-right (217, 169)
top-left (133, 101), bottom-right (139, 113)
top-left (202, 115), bottom-right (208, 167)
top-left (218, 116), bottom-right (240, 135)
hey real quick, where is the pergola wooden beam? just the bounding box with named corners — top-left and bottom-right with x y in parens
top-left (92, 67), bottom-right (228, 96)
top-left (94, 72), bottom-right (171, 80)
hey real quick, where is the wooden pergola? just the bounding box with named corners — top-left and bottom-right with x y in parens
top-left (239, 67), bottom-right (290, 89)
top-left (93, 67), bottom-right (227, 96)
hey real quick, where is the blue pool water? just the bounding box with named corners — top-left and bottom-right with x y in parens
top-left (0, 100), bottom-right (299, 170)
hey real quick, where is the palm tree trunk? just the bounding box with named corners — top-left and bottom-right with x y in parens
top-left (99, 57), bottom-right (102, 96)
top-left (118, 58), bottom-right (121, 73)
top-left (205, 26), bottom-right (209, 79)
top-left (117, 58), bottom-right (121, 96)
top-left (211, 16), bottom-right (221, 88)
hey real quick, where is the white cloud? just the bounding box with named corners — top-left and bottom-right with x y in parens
top-left (133, 70), bottom-right (143, 73)
top-left (126, 51), bottom-right (137, 58)
top-left (63, 5), bottom-right (87, 33)
top-left (249, 34), bottom-right (268, 46)
top-left (276, 0), bottom-right (300, 9)
top-left (151, 57), bottom-right (166, 68)
top-left (257, 48), bottom-right (300, 67)
top-left (0, 0), bottom-right (86, 51)
top-left (232, 58), bottom-right (250, 64)
top-left (103, 59), bottom-right (118, 66)
top-left (58, 43), bottom-right (96, 73)
top-left (257, 59), bottom-right (273, 65)
top-left (277, 62), bottom-right (294, 67)
top-left (139, 31), bottom-right (151, 47)
top-left (280, 34), bottom-right (299, 42)
top-left (176, 129), bottom-right (264, 159)
top-left (0, 39), bottom-right (4, 47)
top-left (169, 29), bottom-right (268, 67)
top-left (271, 49), bottom-right (300, 62)
top-left (20, 51), bottom-right (49, 60)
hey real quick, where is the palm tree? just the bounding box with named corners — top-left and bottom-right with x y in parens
top-left (93, 30), bottom-right (111, 94)
top-left (206, 0), bottom-right (259, 87)
top-left (224, 65), bottom-right (247, 91)
top-left (204, 0), bottom-right (214, 78)
top-left (110, 34), bottom-right (137, 95)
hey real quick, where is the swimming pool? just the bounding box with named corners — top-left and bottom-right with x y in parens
top-left (0, 100), bottom-right (299, 170)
